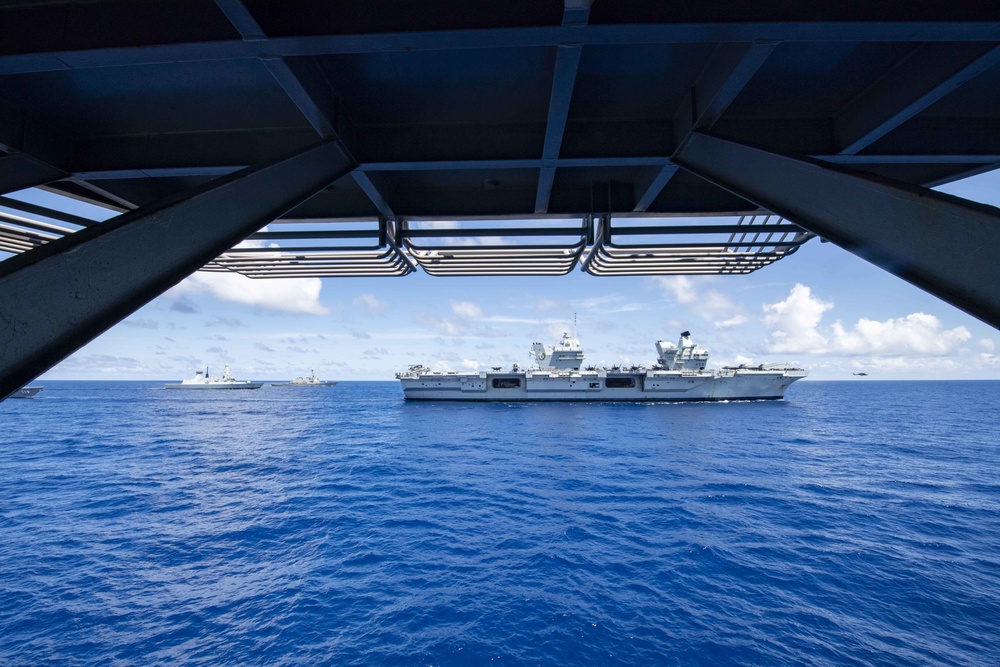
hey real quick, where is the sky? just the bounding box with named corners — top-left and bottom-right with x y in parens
top-left (5, 171), bottom-right (1000, 382)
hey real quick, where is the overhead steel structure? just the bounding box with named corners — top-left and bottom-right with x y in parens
top-left (2, 1), bottom-right (1000, 397)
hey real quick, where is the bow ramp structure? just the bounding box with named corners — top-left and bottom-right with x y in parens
top-left (2, 1), bottom-right (1000, 398)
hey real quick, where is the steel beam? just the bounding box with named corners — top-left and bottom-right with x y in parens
top-left (836, 43), bottom-right (1000, 155)
top-left (3, 22), bottom-right (1000, 76)
top-left (213, 0), bottom-right (267, 41)
top-left (563, 0), bottom-right (592, 26)
top-left (632, 165), bottom-right (679, 212)
top-left (0, 140), bottom-right (356, 399)
top-left (260, 53), bottom-right (393, 217)
top-left (637, 41), bottom-right (775, 210)
top-left (352, 172), bottom-right (394, 219)
top-left (535, 44), bottom-right (583, 213)
top-left (673, 132), bottom-right (1000, 329)
top-left (262, 57), bottom-right (338, 139)
top-left (72, 128), bottom-right (319, 179)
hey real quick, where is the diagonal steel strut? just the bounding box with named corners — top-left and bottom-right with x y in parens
top-left (0, 140), bottom-right (356, 399)
top-left (673, 132), bottom-right (1000, 330)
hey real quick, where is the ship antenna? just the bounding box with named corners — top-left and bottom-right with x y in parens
top-left (574, 312), bottom-right (578, 338)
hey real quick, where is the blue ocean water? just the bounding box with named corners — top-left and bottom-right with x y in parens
top-left (2, 380), bottom-right (999, 666)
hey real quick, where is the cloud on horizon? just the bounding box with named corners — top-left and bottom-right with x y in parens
top-left (168, 271), bottom-right (328, 315)
top-left (52, 354), bottom-right (147, 374)
top-left (450, 300), bottom-right (483, 319)
top-left (763, 284), bottom-right (972, 356)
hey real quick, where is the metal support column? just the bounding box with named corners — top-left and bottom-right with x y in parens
top-left (0, 140), bottom-right (356, 398)
top-left (673, 132), bottom-right (1000, 329)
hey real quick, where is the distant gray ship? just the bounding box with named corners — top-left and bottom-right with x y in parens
top-left (11, 386), bottom-right (43, 399)
top-left (164, 365), bottom-right (263, 390)
top-left (271, 370), bottom-right (339, 387)
top-left (397, 331), bottom-right (806, 402)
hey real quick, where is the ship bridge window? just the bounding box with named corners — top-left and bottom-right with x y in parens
top-left (492, 378), bottom-right (521, 389)
top-left (605, 377), bottom-right (636, 389)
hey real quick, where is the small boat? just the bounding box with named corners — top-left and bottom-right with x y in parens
top-left (164, 365), bottom-right (263, 390)
top-left (10, 386), bottom-right (43, 399)
top-left (271, 370), bottom-right (339, 387)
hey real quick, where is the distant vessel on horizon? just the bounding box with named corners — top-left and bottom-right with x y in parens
top-left (271, 370), bottom-right (339, 387)
top-left (10, 386), bottom-right (43, 399)
top-left (164, 365), bottom-right (263, 390)
top-left (397, 331), bottom-right (807, 402)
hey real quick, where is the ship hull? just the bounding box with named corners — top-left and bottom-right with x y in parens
top-left (164, 383), bottom-right (263, 390)
top-left (399, 370), bottom-right (805, 402)
top-left (270, 381), bottom-right (339, 387)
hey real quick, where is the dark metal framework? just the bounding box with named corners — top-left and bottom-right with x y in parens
top-left (205, 217), bottom-right (415, 277)
top-left (0, 201), bottom-right (809, 278)
top-left (3, 1), bottom-right (1000, 396)
top-left (583, 214), bottom-right (811, 276)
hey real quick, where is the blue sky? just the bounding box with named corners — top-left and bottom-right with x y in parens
top-left (5, 171), bottom-right (1000, 382)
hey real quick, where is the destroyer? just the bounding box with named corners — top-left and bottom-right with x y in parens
top-left (164, 365), bottom-right (263, 390)
top-left (271, 370), bottom-right (339, 387)
top-left (397, 331), bottom-right (806, 402)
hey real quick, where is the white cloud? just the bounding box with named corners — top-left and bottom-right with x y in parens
top-left (857, 356), bottom-right (962, 373)
top-left (54, 354), bottom-right (147, 374)
top-left (535, 298), bottom-right (559, 311)
top-left (655, 276), bottom-right (698, 305)
top-left (354, 293), bottom-right (388, 315)
top-left (486, 316), bottom-right (548, 325)
top-left (715, 314), bottom-right (748, 328)
top-left (544, 321), bottom-right (574, 340)
top-left (653, 276), bottom-right (746, 328)
top-left (572, 294), bottom-right (635, 311)
top-left (763, 283), bottom-right (832, 353)
top-left (205, 346), bottom-right (231, 360)
top-left (451, 300), bottom-right (483, 318)
top-left (829, 314), bottom-right (971, 355)
top-left (472, 325), bottom-right (507, 338)
top-left (169, 296), bottom-right (199, 314)
top-left (205, 316), bottom-right (247, 328)
top-left (607, 303), bottom-right (645, 314)
top-left (122, 318), bottom-right (159, 329)
top-left (979, 352), bottom-right (1000, 367)
top-left (763, 284), bottom-right (972, 356)
top-left (169, 271), bottom-right (327, 315)
top-left (417, 313), bottom-right (463, 336)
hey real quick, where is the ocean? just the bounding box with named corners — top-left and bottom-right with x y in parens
top-left (2, 380), bottom-right (999, 666)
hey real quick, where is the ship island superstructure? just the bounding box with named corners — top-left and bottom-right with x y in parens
top-left (397, 331), bottom-right (806, 402)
